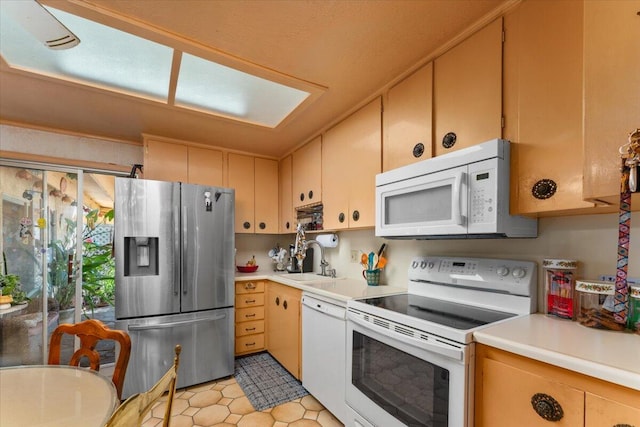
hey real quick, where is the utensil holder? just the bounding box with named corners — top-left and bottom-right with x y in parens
top-left (363, 269), bottom-right (381, 286)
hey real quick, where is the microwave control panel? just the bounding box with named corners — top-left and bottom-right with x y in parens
top-left (468, 165), bottom-right (497, 225)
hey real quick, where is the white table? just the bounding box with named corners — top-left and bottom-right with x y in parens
top-left (0, 365), bottom-right (118, 427)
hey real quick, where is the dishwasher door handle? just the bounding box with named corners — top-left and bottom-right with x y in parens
top-left (302, 301), bottom-right (345, 320)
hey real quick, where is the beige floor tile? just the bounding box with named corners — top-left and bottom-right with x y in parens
top-left (316, 410), bottom-right (343, 427)
top-left (274, 422), bottom-right (288, 427)
top-left (289, 420), bottom-right (323, 427)
top-left (236, 411), bottom-right (275, 427)
top-left (170, 414), bottom-right (197, 427)
top-left (190, 389), bottom-right (224, 407)
top-left (271, 401), bottom-right (306, 423)
top-left (225, 413), bottom-right (243, 424)
top-left (304, 409), bottom-right (319, 420)
top-left (300, 395), bottom-right (324, 411)
top-left (193, 404), bottom-right (232, 426)
top-left (221, 383), bottom-right (245, 399)
top-left (183, 406), bottom-right (200, 416)
top-left (228, 396), bottom-right (255, 415)
top-left (218, 397), bottom-right (234, 406)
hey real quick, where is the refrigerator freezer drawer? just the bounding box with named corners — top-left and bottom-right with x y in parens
top-left (117, 308), bottom-right (234, 399)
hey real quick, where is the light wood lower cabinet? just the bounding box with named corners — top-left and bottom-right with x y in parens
top-left (235, 280), bottom-right (265, 356)
top-left (265, 281), bottom-right (301, 379)
top-left (475, 344), bottom-right (640, 427)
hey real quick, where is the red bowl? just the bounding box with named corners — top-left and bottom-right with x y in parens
top-left (236, 265), bottom-right (259, 273)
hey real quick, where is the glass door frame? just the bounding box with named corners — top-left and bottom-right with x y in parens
top-left (1, 158), bottom-right (126, 364)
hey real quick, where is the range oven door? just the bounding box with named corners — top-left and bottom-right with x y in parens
top-left (346, 312), bottom-right (472, 427)
top-left (375, 165), bottom-right (468, 238)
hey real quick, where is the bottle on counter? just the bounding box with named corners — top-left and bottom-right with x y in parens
top-left (543, 259), bottom-right (578, 320)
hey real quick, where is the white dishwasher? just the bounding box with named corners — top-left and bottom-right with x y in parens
top-left (301, 293), bottom-right (347, 424)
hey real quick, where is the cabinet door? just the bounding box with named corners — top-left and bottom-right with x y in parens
top-left (384, 62), bottom-right (433, 171)
top-left (585, 392), bottom-right (640, 426)
top-left (266, 282), bottom-right (301, 379)
top-left (187, 146), bottom-right (223, 187)
top-left (323, 97), bottom-right (382, 230)
top-left (504, 0), bottom-right (593, 215)
top-left (583, 0), bottom-right (640, 206)
top-left (480, 358), bottom-right (584, 427)
top-left (279, 155), bottom-right (294, 233)
top-left (292, 136), bottom-right (322, 208)
top-left (143, 139), bottom-right (188, 182)
top-left (254, 158), bottom-right (278, 234)
top-left (433, 18), bottom-right (502, 156)
top-left (228, 153), bottom-right (255, 233)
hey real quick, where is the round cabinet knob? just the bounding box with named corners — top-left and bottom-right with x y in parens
top-left (338, 213), bottom-right (345, 223)
top-left (352, 210), bottom-right (360, 221)
top-left (512, 267), bottom-right (526, 279)
top-left (308, 190), bottom-right (313, 200)
top-left (275, 297), bottom-right (280, 306)
top-left (496, 266), bottom-right (510, 277)
top-left (259, 222), bottom-right (266, 230)
top-left (243, 221), bottom-right (251, 229)
top-left (531, 393), bottom-right (564, 422)
top-left (285, 221), bottom-right (290, 229)
top-left (300, 193), bottom-right (305, 202)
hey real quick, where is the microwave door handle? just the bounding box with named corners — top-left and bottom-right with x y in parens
top-left (452, 172), bottom-right (465, 225)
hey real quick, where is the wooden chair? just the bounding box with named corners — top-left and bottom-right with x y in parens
top-left (48, 318), bottom-right (131, 400)
top-left (104, 344), bottom-right (182, 427)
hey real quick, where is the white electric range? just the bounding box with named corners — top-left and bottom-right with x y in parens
top-left (345, 255), bottom-right (537, 427)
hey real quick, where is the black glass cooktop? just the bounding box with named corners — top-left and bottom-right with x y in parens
top-left (360, 294), bottom-right (516, 330)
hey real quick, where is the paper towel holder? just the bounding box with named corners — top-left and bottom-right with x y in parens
top-left (315, 233), bottom-right (339, 248)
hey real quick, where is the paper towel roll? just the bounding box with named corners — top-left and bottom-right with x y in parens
top-left (316, 233), bottom-right (339, 248)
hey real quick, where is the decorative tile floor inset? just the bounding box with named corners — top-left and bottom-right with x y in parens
top-left (141, 377), bottom-right (344, 427)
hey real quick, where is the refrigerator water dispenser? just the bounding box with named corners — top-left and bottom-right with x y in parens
top-left (124, 236), bottom-right (159, 276)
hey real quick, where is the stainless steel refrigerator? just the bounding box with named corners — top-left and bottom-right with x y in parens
top-left (114, 178), bottom-right (235, 398)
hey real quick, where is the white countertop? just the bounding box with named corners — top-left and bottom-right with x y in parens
top-left (473, 313), bottom-right (640, 391)
top-left (235, 272), bottom-right (406, 302)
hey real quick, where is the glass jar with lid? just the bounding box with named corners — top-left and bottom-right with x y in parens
top-left (543, 259), bottom-right (578, 320)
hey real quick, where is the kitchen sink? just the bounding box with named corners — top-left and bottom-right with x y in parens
top-left (283, 273), bottom-right (344, 282)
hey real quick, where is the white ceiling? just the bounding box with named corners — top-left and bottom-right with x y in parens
top-left (0, 0), bottom-right (511, 158)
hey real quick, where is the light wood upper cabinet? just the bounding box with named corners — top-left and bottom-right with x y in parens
top-left (322, 97), bottom-right (382, 230)
top-left (187, 146), bottom-right (223, 187)
top-left (383, 62), bottom-right (433, 171)
top-left (504, 0), bottom-right (594, 215)
top-left (266, 281), bottom-right (301, 379)
top-left (583, 0), bottom-right (640, 207)
top-left (475, 344), bottom-right (640, 427)
top-left (228, 154), bottom-right (278, 234)
top-left (254, 157), bottom-right (279, 233)
top-left (228, 153), bottom-right (255, 233)
top-left (433, 18), bottom-right (503, 156)
top-left (279, 155), bottom-right (294, 233)
top-left (143, 138), bottom-right (223, 186)
top-left (292, 136), bottom-right (322, 209)
top-left (143, 139), bottom-right (188, 182)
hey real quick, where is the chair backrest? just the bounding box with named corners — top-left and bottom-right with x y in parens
top-left (48, 318), bottom-right (131, 400)
top-left (104, 344), bottom-right (182, 427)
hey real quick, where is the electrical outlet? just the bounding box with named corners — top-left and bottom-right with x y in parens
top-left (350, 250), bottom-right (359, 263)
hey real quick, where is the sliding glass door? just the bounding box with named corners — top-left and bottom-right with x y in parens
top-left (0, 162), bottom-right (116, 366)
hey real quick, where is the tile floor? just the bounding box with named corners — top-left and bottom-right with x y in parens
top-left (141, 376), bottom-right (344, 427)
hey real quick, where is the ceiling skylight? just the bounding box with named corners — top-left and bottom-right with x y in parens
top-left (176, 53), bottom-right (310, 127)
top-left (0, 4), bottom-right (173, 100)
top-left (0, 1), bottom-right (318, 128)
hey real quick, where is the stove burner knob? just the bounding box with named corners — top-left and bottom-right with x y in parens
top-left (497, 266), bottom-right (510, 277)
top-left (427, 262), bottom-right (435, 269)
top-left (512, 267), bottom-right (526, 278)
top-left (420, 261), bottom-right (427, 269)
top-left (411, 261), bottom-right (419, 269)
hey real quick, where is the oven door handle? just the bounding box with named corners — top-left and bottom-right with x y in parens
top-left (452, 171), bottom-right (464, 225)
top-left (348, 313), bottom-right (464, 361)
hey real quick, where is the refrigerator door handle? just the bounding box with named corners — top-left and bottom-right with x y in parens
top-left (173, 204), bottom-right (180, 296)
top-left (182, 205), bottom-right (188, 296)
top-left (127, 314), bottom-right (227, 331)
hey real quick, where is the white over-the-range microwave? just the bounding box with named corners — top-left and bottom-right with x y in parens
top-left (375, 138), bottom-right (537, 239)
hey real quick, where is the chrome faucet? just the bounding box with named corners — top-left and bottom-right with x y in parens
top-left (293, 223), bottom-right (332, 276)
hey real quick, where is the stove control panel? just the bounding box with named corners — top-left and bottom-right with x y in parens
top-left (408, 256), bottom-right (536, 297)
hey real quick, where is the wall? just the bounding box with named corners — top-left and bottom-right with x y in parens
top-left (235, 212), bottom-right (639, 312)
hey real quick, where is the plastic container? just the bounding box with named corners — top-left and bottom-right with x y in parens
top-left (629, 285), bottom-right (640, 333)
top-left (575, 280), bottom-right (626, 331)
top-left (543, 259), bottom-right (578, 319)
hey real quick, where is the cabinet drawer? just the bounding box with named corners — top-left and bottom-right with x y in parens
top-left (235, 293), bottom-right (265, 308)
top-left (235, 334), bottom-right (265, 354)
top-left (235, 281), bottom-right (265, 294)
top-left (236, 306), bottom-right (265, 322)
top-left (235, 320), bottom-right (265, 337)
